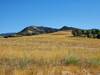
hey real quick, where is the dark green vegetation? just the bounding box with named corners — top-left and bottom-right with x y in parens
top-left (72, 29), bottom-right (100, 39)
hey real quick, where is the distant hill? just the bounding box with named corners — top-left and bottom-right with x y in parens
top-left (0, 33), bottom-right (17, 38)
top-left (0, 33), bottom-right (16, 36)
top-left (17, 26), bottom-right (59, 36)
top-left (60, 26), bottom-right (79, 31)
top-left (18, 26), bottom-right (79, 36)
top-left (0, 25), bottom-right (79, 37)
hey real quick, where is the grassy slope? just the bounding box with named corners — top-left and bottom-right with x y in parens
top-left (0, 31), bottom-right (100, 75)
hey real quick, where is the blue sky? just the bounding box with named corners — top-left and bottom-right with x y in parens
top-left (0, 0), bottom-right (100, 33)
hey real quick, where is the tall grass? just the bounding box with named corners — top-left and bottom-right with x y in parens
top-left (0, 31), bottom-right (99, 75)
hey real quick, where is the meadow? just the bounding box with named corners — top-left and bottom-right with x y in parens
top-left (0, 31), bottom-right (100, 75)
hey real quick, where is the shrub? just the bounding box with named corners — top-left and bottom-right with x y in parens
top-left (72, 29), bottom-right (100, 39)
top-left (72, 29), bottom-right (82, 37)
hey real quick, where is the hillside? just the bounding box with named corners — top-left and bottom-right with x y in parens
top-left (17, 26), bottom-right (79, 36)
top-left (0, 31), bottom-right (100, 75)
top-left (60, 26), bottom-right (79, 31)
top-left (0, 26), bottom-right (79, 37)
top-left (17, 26), bottom-right (59, 36)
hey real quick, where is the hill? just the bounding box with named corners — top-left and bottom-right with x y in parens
top-left (17, 26), bottom-right (59, 36)
top-left (60, 26), bottom-right (79, 31)
top-left (0, 25), bottom-right (79, 37)
top-left (17, 25), bottom-right (79, 36)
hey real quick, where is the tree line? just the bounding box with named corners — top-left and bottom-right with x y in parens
top-left (72, 29), bottom-right (100, 39)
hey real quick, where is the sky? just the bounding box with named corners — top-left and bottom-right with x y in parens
top-left (0, 0), bottom-right (100, 33)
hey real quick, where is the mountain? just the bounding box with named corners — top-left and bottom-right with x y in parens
top-left (60, 26), bottom-right (79, 31)
top-left (0, 33), bottom-right (18, 38)
top-left (17, 26), bottom-right (59, 36)
top-left (0, 25), bottom-right (79, 38)
top-left (0, 33), bottom-right (16, 36)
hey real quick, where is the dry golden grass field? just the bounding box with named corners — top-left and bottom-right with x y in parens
top-left (0, 31), bottom-right (100, 75)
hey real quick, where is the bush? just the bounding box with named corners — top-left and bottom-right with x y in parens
top-left (72, 29), bottom-right (100, 39)
top-left (72, 29), bottom-right (82, 37)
